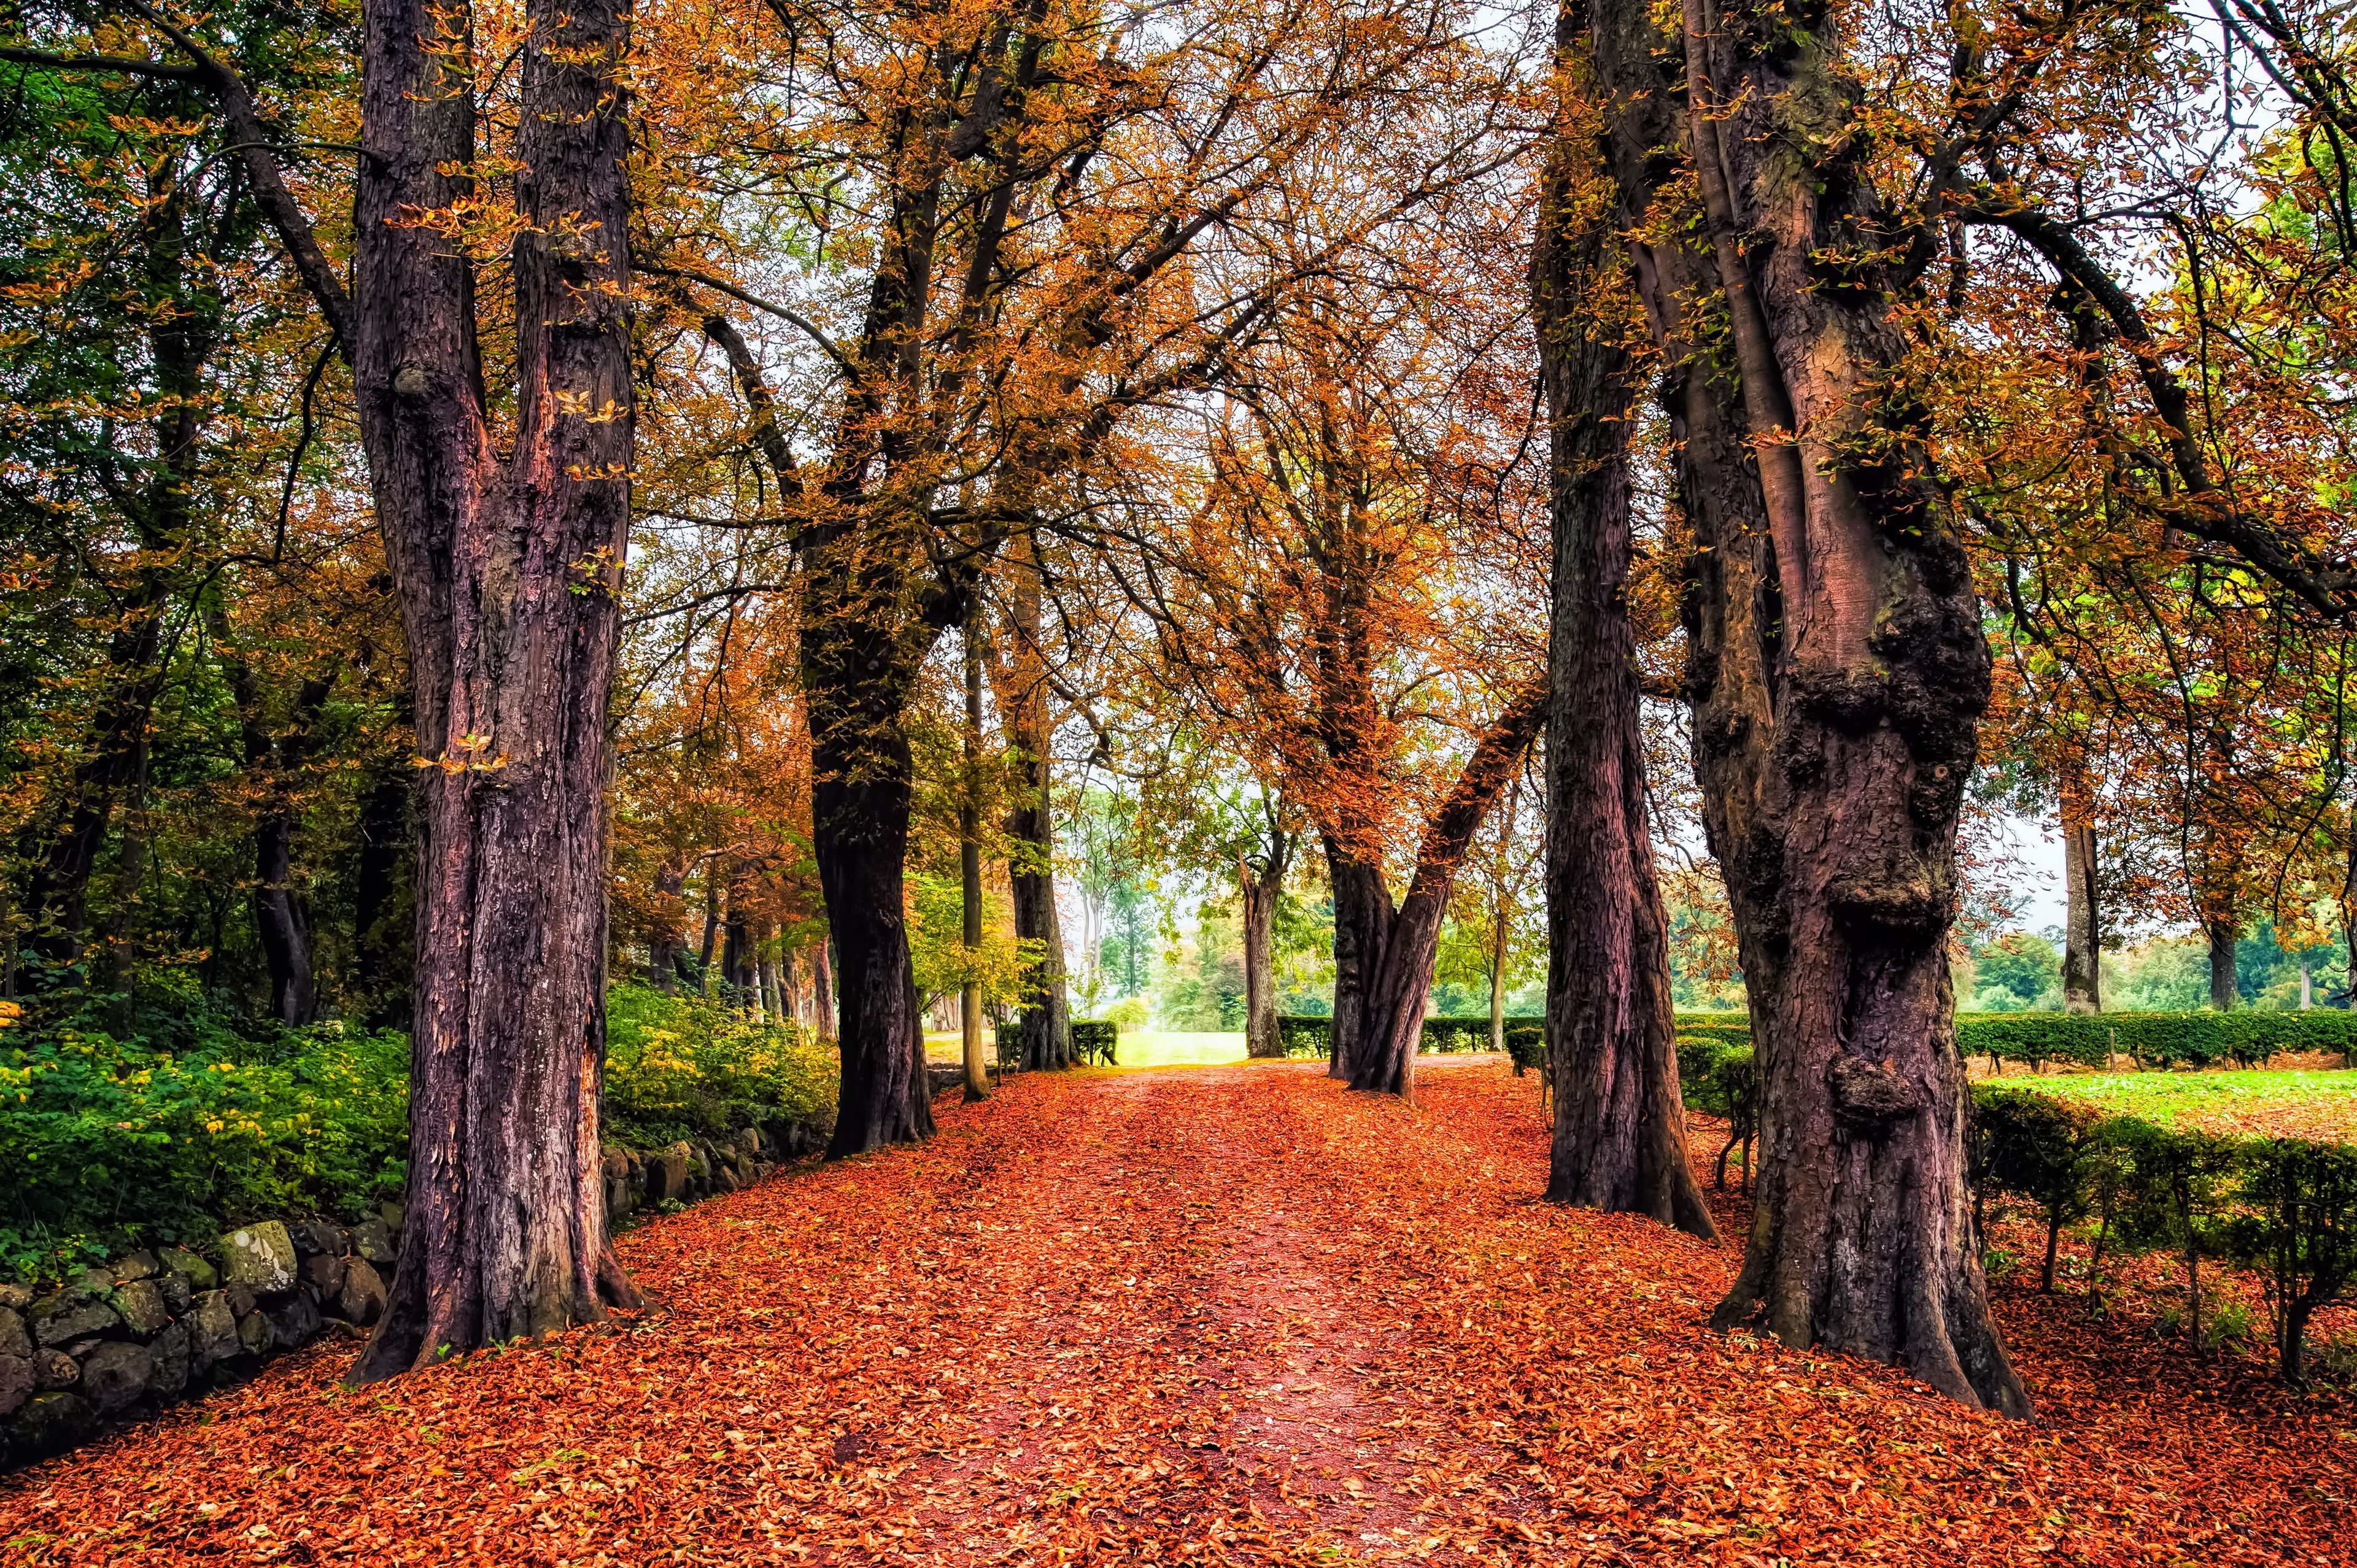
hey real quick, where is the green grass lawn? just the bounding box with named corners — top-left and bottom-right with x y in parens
top-left (2012, 1068), bottom-right (2357, 1143)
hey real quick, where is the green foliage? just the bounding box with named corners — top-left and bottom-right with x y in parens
top-left (1503, 1025), bottom-right (1545, 1075)
top-left (1971, 1081), bottom-right (2357, 1380)
top-left (602, 983), bottom-right (838, 1148)
top-left (1072, 1021), bottom-right (1119, 1065)
top-left (0, 984), bottom-right (837, 1289)
top-left (1972, 1087), bottom-right (2113, 1288)
top-left (1972, 930), bottom-right (2062, 1012)
top-left (2219, 1137), bottom-right (2357, 1383)
top-left (0, 1019), bottom-right (410, 1286)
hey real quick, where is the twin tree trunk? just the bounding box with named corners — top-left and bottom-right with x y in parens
top-left (1531, 164), bottom-right (1713, 1240)
top-left (1326, 687), bottom-right (1547, 1097)
top-left (1581, 0), bottom-right (2028, 1413)
top-left (346, 0), bottom-right (641, 1380)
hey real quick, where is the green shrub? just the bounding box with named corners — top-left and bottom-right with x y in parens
top-left (2220, 1137), bottom-right (2357, 1385)
top-left (1072, 1021), bottom-right (1119, 1064)
top-left (602, 983), bottom-right (837, 1148)
top-left (1675, 1043), bottom-right (1756, 1188)
top-left (0, 1021), bottom-right (410, 1285)
top-left (1972, 1086), bottom-right (2111, 1291)
top-left (1503, 1025), bottom-right (1546, 1076)
top-left (1672, 1012), bottom-right (1752, 1049)
top-left (1970, 1083), bottom-right (2357, 1378)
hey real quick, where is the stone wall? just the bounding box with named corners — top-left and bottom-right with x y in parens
top-left (1, 1117), bottom-right (824, 1472)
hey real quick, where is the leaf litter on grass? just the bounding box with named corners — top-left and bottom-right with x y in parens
top-left (1, 1059), bottom-right (2351, 1566)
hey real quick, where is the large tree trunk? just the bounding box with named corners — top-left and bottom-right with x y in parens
top-left (998, 531), bottom-right (1072, 1070)
top-left (1531, 160), bottom-right (1714, 1239)
top-left (2062, 814), bottom-right (2101, 1013)
top-left (808, 697), bottom-right (935, 1151)
top-left (1328, 686), bottom-right (1548, 1097)
top-left (1583, 0), bottom-right (2027, 1414)
top-left (721, 859), bottom-right (758, 1003)
top-left (2207, 919), bottom-right (2240, 1010)
top-left (346, 0), bottom-right (641, 1381)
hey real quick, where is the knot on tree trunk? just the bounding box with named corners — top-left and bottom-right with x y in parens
top-left (1828, 1054), bottom-right (1922, 1129)
top-left (1828, 862), bottom-right (1942, 935)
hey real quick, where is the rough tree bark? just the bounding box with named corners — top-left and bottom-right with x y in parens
top-left (996, 530), bottom-right (1072, 1070)
top-left (344, 0), bottom-right (643, 1379)
top-left (807, 619), bottom-right (938, 1151)
top-left (1530, 147), bottom-right (1714, 1239)
top-left (1582, 0), bottom-right (2029, 1413)
top-left (1327, 685), bottom-right (1548, 1097)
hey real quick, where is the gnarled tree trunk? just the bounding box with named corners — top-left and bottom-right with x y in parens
top-left (807, 657), bottom-right (936, 1151)
top-left (1531, 155), bottom-right (1713, 1239)
top-left (1583, 0), bottom-right (2027, 1414)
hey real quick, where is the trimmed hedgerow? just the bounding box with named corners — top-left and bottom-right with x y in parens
top-left (1970, 1083), bottom-right (2357, 1385)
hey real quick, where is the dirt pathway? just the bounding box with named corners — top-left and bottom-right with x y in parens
top-left (2, 1060), bottom-right (2351, 1566)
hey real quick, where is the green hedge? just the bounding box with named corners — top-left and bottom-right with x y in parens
top-left (1, 983), bottom-right (837, 1289)
top-left (1962, 1011), bottom-right (2357, 1070)
top-left (993, 1020), bottom-right (1119, 1067)
top-left (1668, 1010), bottom-right (2357, 1072)
top-left (1275, 1014), bottom-right (1546, 1060)
top-left (1971, 1083), bottom-right (2357, 1385)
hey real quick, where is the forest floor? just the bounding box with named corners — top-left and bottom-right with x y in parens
top-left (3, 1059), bottom-right (2353, 1567)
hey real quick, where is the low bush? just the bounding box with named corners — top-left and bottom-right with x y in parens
top-left (1670, 1008), bottom-right (2357, 1072)
top-left (1972, 1083), bottom-right (2357, 1384)
top-left (0, 983), bottom-right (836, 1289)
top-left (0, 1020), bottom-right (411, 1285)
top-left (1675, 1038), bottom-right (1757, 1188)
top-left (603, 983), bottom-right (837, 1148)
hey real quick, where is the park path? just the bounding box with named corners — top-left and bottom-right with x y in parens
top-left (2, 1059), bottom-right (2352, 1566)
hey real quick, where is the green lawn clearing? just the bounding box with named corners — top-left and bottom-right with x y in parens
top-left (2012, 1067), bottom-right (2357, 1143)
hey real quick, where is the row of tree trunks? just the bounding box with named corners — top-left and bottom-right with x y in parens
top-left (1574, 0), bottom-right (2029, 1415)
top-left (1530, 144), bottom-right (1714, 1240)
